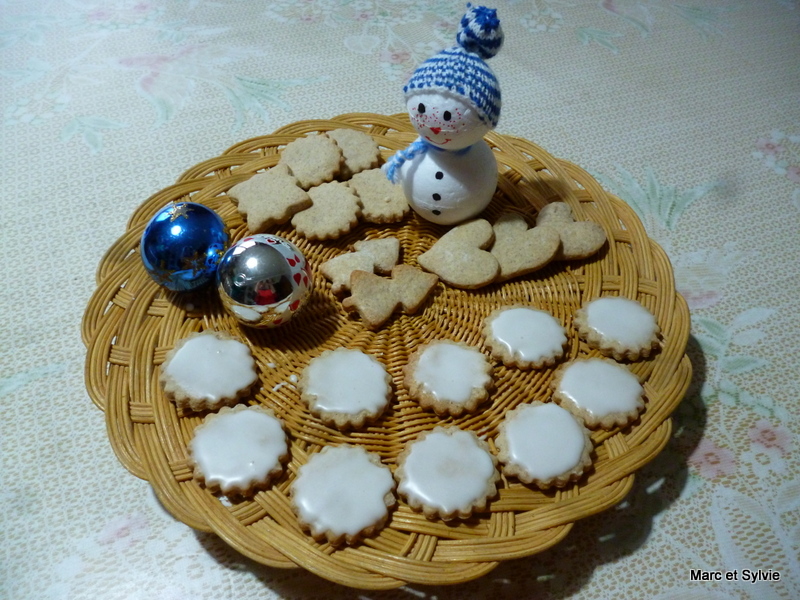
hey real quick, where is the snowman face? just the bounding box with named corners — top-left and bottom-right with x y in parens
top-left (406, 90), bottom-right (491, 150)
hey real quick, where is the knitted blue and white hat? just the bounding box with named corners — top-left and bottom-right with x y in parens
top-left (403, 4), bottom-right (503, 127)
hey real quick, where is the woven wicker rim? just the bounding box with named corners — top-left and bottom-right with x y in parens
top-left (82, 113), bottom-right (691, 590)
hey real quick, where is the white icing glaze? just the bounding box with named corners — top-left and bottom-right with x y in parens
top-left (398, 428), bottom-right (496, 515)
top-left (303, 349), bottom-right (390, 416)
top-left (557, 359), bottom-right (643, 418)
top-left (292, 445), bottom-right (394, 538)
top-left (488, 307), bottom-right (566, 364)
top-left (164, 333), bottom-right (257, 402)
top-left (189, 406), bottom-right (287, 494)
top-left (584, 297), bottom-right (657, 349)
top-left (412, 342), bottom-right (490, 404)
top-left (502, 404), bottom-right (586, 480)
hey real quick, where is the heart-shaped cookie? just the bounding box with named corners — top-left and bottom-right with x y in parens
top-left (417, 219), bottom-right (500, 289)
top-left (490, 213), bottom-right (561, 281)
top-left (535, 202), bottom-right (606, 260)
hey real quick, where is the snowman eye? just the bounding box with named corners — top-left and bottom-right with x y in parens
top-left (417, 103), bottom-right (426, 114)
top-left (443, 111), bottom-right (452, 121)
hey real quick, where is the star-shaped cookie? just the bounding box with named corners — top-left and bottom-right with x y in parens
top-left (228, 164), bottom-right (312, 233)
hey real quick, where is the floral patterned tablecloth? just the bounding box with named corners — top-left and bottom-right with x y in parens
top-left (2, 1), bottom-right (798, 598)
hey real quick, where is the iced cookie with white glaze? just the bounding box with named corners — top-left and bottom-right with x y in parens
top-left (299, 349), bottom-right (392, 430)
top-left (574, 296), bottom-right (661, 361)
top-left (551, 358), bottom-right (645, 429)
top-left (160, 330), bottom-right (258, 412)
top-left (395, 427), bottom-right (499, 521)
top-left (404, 341), bottom-right (492, 417)
top-left (496, 402), bottom-right (592, 488)
top-left (291, 445), bottom-right (396, 545)
top-left (188, 404), bottom-right (288, 496)
top-left (483, 306), bottom-right (567, 369)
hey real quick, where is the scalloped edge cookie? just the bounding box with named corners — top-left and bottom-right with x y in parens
top-left (299, 348), bottom-right (392, 430)
top-left (327, 128), bottom-right (382, 179)
top-left (188, 404), bottom-right (289, 497)
top-left (395, 427), bottom-right (499, 521)
top-left (551, 357), bottom-right (645, 429)
top-left (291, 181), bottom-right (362, 241)
top-left (160, 330), bottom-right (257, 412)
top-left (495, 402), bottom-right (593, 489)
top-left (574, 296), bottom-right (661, 361)
top-left (482, 305), bottom-right (567, 369)
top-left (278, 133), bottom-right (343, 189)
top-left (404, 340), bottom-right (493, 417)
top-left (291, 445), bottom-right (396, 546)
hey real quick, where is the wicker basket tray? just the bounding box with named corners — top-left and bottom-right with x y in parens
top-left (82, 113), bottom-right (691, 589)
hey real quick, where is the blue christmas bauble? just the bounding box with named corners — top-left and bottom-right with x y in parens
top-left (140, 202), bottom-right (229, 292)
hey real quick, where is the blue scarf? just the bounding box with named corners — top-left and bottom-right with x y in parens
top-left (385, 138), bottom-right (430, 184)
top-left (385, 138), bottom-right (470, 184)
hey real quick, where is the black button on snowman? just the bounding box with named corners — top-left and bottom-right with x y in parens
top-left (385, 4), bottom-right (503, 226)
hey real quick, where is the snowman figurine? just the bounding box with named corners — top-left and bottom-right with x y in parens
top-left (386, 4), bottom-right (503, 226)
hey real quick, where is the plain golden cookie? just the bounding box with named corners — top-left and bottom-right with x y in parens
top-left (342, 264), bottom-right (438, 330)
top-left (417, 219), bottom-right (499, 289)
top-left (291, 181), bottom-right (362, 240)
top-left (279, 133), bottom-right (343, 189)
top-left (327, 128), bottom-right (382, 179)
top-left (349, 168), bottom-right (410, 223)
top-left (227, 164), bottom-right (312, 233)
top-left (535, 202), bottom-right (606, 260)
top-left (490, 212), bottom-right (561, 281)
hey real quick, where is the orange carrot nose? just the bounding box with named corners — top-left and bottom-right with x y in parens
top-left (430, 127), bottom-right (441, 134)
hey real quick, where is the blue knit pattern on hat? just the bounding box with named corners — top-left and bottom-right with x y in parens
top-left (456, 4), bottom-right (503, 59)
top-left (403, 5), bottom-right (503, 127)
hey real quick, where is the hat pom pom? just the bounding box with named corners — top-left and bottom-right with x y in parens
top-left (456, 4), bottom-right (503, 60)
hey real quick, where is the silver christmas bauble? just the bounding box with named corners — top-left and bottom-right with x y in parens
top-left (216, 234), bottom-right (311, 328)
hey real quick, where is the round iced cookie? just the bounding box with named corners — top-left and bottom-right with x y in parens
top-left (188, 405), bottom-right (288, 496)
top-left (160, 330), bottom-right (258, 412)
top-left (574, 296), bottom-right (660, 361)
top-left (496, 402), bottom-right (592, 488)
top-left (551, 358), bottom-right (645, 429)
top-left (299, 349), bottom-right (392, 430)
top-left (291, 445), bottom-right (396, 545)
top-left (404, 341), bottom-right (492, 417)
top-left (483, 306), bottom-right (567, 369)
top-left (395, 427), bottom-right (499, 521)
